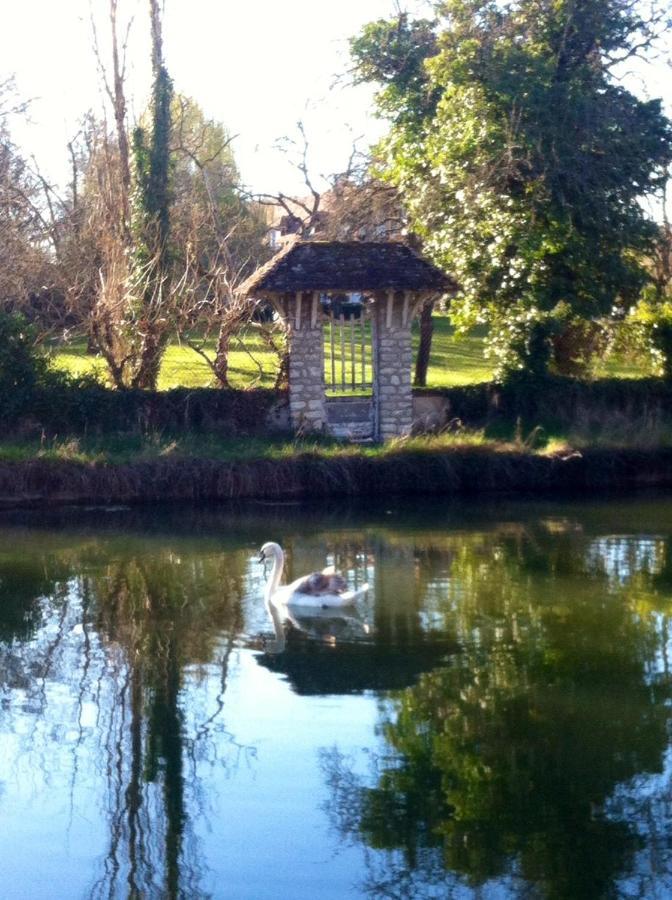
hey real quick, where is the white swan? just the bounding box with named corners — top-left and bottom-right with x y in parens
top-left (258, 541), bottom-right (369, 609)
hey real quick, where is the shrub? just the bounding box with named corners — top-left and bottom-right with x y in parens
top-left (0, 313), bottom-right (59, 422)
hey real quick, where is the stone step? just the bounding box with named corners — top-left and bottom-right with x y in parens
top-left (329, 421), bottom-right (374, 441)
top-left (326, 399), bottom-right (373, 425)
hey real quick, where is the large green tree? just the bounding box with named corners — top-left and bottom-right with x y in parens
top-left (352, 1), bottom-right (672, 378)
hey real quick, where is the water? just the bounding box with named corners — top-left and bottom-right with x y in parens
top-left (1, 497), bottom-right (672, 899)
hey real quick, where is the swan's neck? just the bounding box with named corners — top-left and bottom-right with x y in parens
top-left (264, 594), bottom-right (286, 654)
top-left (263, 547), bottom-right (286, 653)
top-left (264, 546), bottom-right (285, 602)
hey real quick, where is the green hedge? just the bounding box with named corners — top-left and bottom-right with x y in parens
top-left (9, 385), bottom-right (286, 436)
top-left (419, 376), bottom-right (672, 435)
top-left (4, 373), bottom-right (672, 440)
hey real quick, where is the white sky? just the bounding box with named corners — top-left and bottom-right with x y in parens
top-left (0, 0), bottom-right (669, 202)
top-left (0, 0), bottom-right (416, 196)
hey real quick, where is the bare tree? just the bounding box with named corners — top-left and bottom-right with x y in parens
top-left (91, 0), bottom-right (133, 236)
top-left (169, 99), bottom-right (273, 387)
top-left (0, 80), bottom-right (61, 330)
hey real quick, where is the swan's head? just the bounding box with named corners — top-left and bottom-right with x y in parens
top-left (258, 541), bottom-right (283, 563)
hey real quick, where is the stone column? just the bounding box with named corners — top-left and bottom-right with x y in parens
top-left (287, 291), bottom-right (326, 432)
top-left (373, 290), bottom-right (414, 440)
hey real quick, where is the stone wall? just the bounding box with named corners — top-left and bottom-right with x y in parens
top-left (373, 293), bottom-right (414, 440)
top-left (411, 392), bottom-right (449, 432)
top-left (288, 314), bottom-right (326, 432)
top-left (280, 288), bottom-right (422, 440)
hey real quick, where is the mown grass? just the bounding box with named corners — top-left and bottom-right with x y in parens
top-left (50, 315), bottom-right (655, 391)
top-left (51, 326), bottom-right (282, 390)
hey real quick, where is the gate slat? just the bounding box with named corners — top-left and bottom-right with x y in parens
top-left (329, 316), bottom-right (335, 389)
top-left (361, 311), bottom-right (366, 387)
top-left (323, 298), bottom-right (373, 395)
top-left (340, 312), bottom-right (346, 390)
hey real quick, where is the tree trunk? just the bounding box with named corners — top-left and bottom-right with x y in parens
top-left (275, 349), bottom-right (290, 390)
top-left (213, 327), bottom-right (230, 387)
top-left (413, 300), bottom-right (434, 387)
top-left (132, 325), bottom-right (167, 389)
top-left (109, 0), bottom-right (131, 237)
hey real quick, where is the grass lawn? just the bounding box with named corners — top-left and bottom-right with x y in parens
top-left (51, 327), bottom-right (282, 390)
top-left (50, 315), bottom-right (654, 391)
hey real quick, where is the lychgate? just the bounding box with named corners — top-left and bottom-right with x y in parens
top-left (238, 240), bottom-right (456, 441)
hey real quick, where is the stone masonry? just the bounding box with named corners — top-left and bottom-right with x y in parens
top-left (238, 240), bottom-right (454, 441)
top-left (288, 298), bottom-right (326, 432)
top-left (373, 291), bottom-right (414, 440)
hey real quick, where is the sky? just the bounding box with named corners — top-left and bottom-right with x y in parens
top-left (1, 0), bottom-right (670, 203)
top-left (0, 0), bottom-right (427, 197)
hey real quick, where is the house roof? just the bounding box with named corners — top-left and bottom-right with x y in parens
top-left (238, 239), bottom-right (457, 296)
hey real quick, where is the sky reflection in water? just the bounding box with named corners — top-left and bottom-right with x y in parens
top-left (1, 497), bottom-right (672, 899)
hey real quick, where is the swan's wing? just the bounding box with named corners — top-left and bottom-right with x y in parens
top-left (321, 567), bottom-right (349, 594)
top-left (328, 574), bottom-right (349, 593)
top-left (335, 582), bottom-right (369, 604)
top-left (288, 571), bottom-right (330, 596)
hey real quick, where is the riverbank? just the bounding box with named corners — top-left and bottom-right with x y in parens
top-left (1, 443), bottom-right (671, 508)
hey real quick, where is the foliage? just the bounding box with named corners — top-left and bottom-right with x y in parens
top-left (352, 2), bottom-right (672, 379)
top-left (0, 312), bottom-right (64, 421)
top-left (628, 274), bottom-right (672, 381)
top-left (168, 95), bottom-right (272, 387)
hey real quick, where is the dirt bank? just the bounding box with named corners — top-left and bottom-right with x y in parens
top-left (0, 446), bottom-right (671, 508)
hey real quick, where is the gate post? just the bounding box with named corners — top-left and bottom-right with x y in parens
top-left (287, 291), bottom-right (326, 432)
top-left (373, 290), bottom-right (414, 441)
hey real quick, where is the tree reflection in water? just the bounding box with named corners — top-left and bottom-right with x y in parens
top-left (321, 523), bottom-right (672, 900)
top-left (0, 535), bottom-right (252, 899)
top-left (2, 509), bottom-right (672, 899)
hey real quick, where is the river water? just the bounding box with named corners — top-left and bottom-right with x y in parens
top-left (1, 496), bottom-right (671, 899)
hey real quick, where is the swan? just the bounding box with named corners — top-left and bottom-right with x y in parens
top-left (258, 541), bottom-right (369, 609)
top-left (261, 594), bottom-right (371, 655)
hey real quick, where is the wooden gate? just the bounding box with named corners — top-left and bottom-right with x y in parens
top-left (323, 298), bottom-right (374, 395)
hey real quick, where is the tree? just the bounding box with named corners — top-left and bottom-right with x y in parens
top-left (625, 186), bottom-right (672, 377)
top-left (352, 2), bottom-right (672, 379)
top-left (129, 0), bottom-right (174, 389)
top-left (169, 95), bottom-right (271, 387)
top-left (0, 79), bottom-right (59, 325)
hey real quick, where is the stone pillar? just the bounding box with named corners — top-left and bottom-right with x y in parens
top-left (373, 290), bottom-right (414, 440)
top-left (287, 291), bottom-right (326, 432)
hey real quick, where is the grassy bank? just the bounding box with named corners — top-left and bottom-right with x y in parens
top-left (0, 440), bottom-right (670, 508)
top-left (0, 422), bottom-right (671, 508)
top-left (0, 431), bottom-right (492, 466)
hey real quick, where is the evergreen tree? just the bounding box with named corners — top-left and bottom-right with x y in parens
top-left (352, 1), bottom-right (672, 378)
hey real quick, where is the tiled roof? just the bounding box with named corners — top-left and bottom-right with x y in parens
top-left (238, 239), bottom-right (457, 295)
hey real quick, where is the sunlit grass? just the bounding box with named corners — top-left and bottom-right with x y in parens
top-left (50, 325), bottom-right (282, 390)
top-left (50, 314), bottom-right (653, 391)
top-left (0, 428), bottom-right (498, 466)
top-left (3, 412), bottom-right (672, 468)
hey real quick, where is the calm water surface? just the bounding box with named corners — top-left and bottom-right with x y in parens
top-left (1, 496), bottom-right (672, 899)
